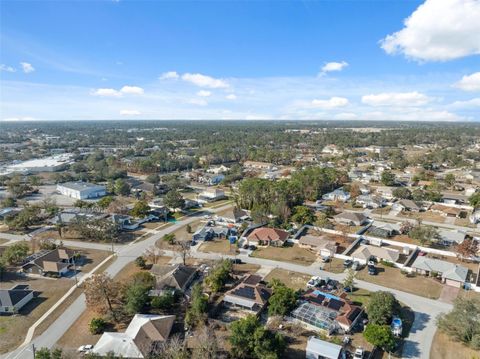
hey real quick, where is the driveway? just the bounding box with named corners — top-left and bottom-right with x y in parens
top-left (439, 285), bottom-right (460, 304)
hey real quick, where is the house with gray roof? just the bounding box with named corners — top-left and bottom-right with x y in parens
top-left (411, 256), bottom-right (468, 288)
top-left (150, 264), bottom-right (197, 294)
top-left (333, 212), bottom-right (368, 226)
top-left (0, 285), bottom-right (34, 314)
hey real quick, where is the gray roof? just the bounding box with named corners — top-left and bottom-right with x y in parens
top-left (151, 264), bottom-right (197, 290)
top-left (58, 181), bottom-right (106, 192)
top-left (306, 337), bottom-right (342, 359)
top-left (411, 256), bottom-right (468, 282)
top-left (0, 285), bottom-right (33, 307)
top-left (437, 230), bottom-right (466, 244)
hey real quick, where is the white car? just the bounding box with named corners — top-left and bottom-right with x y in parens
top-left (353, 347), bottom-right (364, 359)
top-left (306, 276), bottom-right (321, 288)
top-left (77, 344), bottom-right (93, 353)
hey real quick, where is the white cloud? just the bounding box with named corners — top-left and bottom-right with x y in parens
top-left (450, 97), bottom-right (480, 108)
top-left (454, 72), bottom-right (480, 92)
top-left (120, 85), bottom-right (144, 95)
top-left (380, 0), bottom-right (480, 62)
top-left (91, 88), bottom-right (122, 97)
top-left (1, 116), bottom-right (37, 122)
top-left (362, 91), bottom-right (431, 107)
top-left (120, 109), bottom-right (142, 116)
top-left (181, 73), bottom-right (229, 88)
top-left (225, 94), bottom-right (237, 100)
top-left (188, 98), bottom-right (208, 106)
top-left (320, 61), bottom-right (348, 74)
top-left (20, 62), bottom-right (35, 73)
top-left (159, 71), bottom-right (179, 80)
top-left (0, 64), bottom-right (16, 72)
top-left (197, 90), bottom-right (212, 97)
top-left (310, 97), bottom-right (349, 109)
top-left (363, 109), bottom-right (465, 122)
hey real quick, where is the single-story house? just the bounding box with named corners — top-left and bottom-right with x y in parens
top-left (333, 212), bottom-right (368, 226)
top-left (411, 256), bottom-right (468, 288)
top-left (375, 186), bottom-right (394, 200)
top-left (150, 264), bottom-right (197, 294)
top-left (356, 195), bottom-right (386, 209)
top-left (0, 285), bottom-right (34, 314)
top-left (93, 314), bottom-right (175, 358)
top-left (430, 204), bottom-right (467, 218)
top-left (298, 235), bottom-right (338, 257)
top-left (243, 161), bottom-right (275, 171)
top-left (49, 209), bottom-right (106, 225)
top-left (351, 244), bottom-right (400, 263)
top-left (247, 227), bottom-right (290, 247)
top-left (306, 337), bottom-right (344, 359)
top-left (22, 248), bottom-right (75, 277)
top-left (367, 221), bottom-right (401, 238)
top-left (192, 225), bottom-right (232, 242)
top-left (394, 199), bottom-right (421, 212)
top-left (441, 193), bottom-right (469, 205)
top-left (56, 181), bottom-right (106, 200)
top-left (322, 188), bottom-right (350, 203)
top-left (436, 230), bottom-right (466, 246)
top-left (215, 207), bottom-right (249, 224)
top-left (223, 274), bottom-right (271, 313)
top-left (197, 188), bottom-right (226, 203)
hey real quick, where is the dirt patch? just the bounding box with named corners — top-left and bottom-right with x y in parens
top-left (199, 239), bottom-right (238, 255)
top-left (263, 268), bottom-right (311, 291)
top-left (252, 244), bottom-right (317, 266)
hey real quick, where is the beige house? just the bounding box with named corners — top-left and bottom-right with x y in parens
top-left (351, 244), bottom-right (399, 263)
top-left (298, 235), bottom-right (338, 257)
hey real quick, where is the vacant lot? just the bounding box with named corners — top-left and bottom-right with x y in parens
top-left (264, 268), bottom-right (310, 290)
top-left (430, 330), bottom-right (479, 359)
top-left (322, 258), bottom-right (347, 274)
top-left (252, 244), bottom-right (317, 265)
top-left (199, 239), bottom-right (238, 255)
top-left (356, 264), bottom-right (443, 299)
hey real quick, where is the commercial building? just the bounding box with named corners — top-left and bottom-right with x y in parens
top-left (57, 182), bottom-right (107, 200)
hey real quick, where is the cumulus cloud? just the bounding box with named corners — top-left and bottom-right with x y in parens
top-left (20, 62), bottom-right (35, 73)
top-left (159, 71), bottom-right (179, 80)
top-left (362, 91), bottom-right (431, 107)
top-left (454, 72), bottom-right (480, 92)
top-left (182, 73), bottom-right (229, 88)
top-left (320, 61), bottom-right (348, 74)
top-left (225, 94), bottom-right (237, 100)
top-left (120, 85), bottom-right (144, 95)
top-left (91, 85), bottom-right (144, 97)
top-left (450, 98), bottom-right (480, 108)
top-left (310, 97), bottom-right (349, 109)
top-left (0, 64), bottom-right (16, 72)
top-left (197, 90), bottom-right (212, 97)
top-left (1, 116), bottom-right (37, 122)
top-left (380, 0), bottom-right (480, 62)
top-left (120, 109), bottom-right (142, 116)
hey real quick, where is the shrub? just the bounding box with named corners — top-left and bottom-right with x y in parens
top-left (89, 317), bottom-right (107, 335)
top-left (135, 256), bottom-right (146, 269)
top-left (380, 260), bottom-right (395, 268)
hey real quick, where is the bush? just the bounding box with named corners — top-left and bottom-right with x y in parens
top-left (89, 317), bottom-right (107, 335)
top-left (151, 291), bottom-right (175, 310)
top-left (380, 260), bottom-right (395, 268)
top-left (135, 256), bottom-right (146, 269)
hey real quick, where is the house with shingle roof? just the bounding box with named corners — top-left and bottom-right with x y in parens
top-left (0, 285), bottom-right (34, 314)
top-left (351, 244), bottom-right (400, 263)
top-left (298, 235), bottom-right (338, 257)
top-left (223, 274), bottom-right (271, 313)
top-left (150, 264), bottom-right (197, 294)
top-left (333, 212), bottom-right (368, 226)
top-left (22, 248), bottom-right (75, 277)
top-left (247, 227), bottom-right (289, 247)
top-left (411, 256), bottom-right (468, 288)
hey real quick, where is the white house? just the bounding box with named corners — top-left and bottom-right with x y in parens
top-left (0, 285), bottom-right (34, 314)
top-left (322, 188), bottom-right (350, 202)
top-left (57, 182), bottom-right (107, 200)
top-left (197, 188), bottom-right (226, 203)
top-left (306, 336), bottom-right (343, 359)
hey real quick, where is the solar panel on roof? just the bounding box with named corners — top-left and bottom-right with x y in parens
top-left (327, 299), bottom-right (343, 311)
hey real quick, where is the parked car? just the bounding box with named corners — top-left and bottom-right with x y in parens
top-left (367, 265), bottom-right (377, 275)
top-left (307, 276), bottom-right (322, 288)
top-left (229, 258), bottom-right (243, 264)
top-left (248, 244), bottom-right (257, 250)
top-left (353, 347), bottom-right (364, 359)
top-left (343, 259), bottom-right (353, 268)
top-left (368, 255), bottom-right (377, 266)
top-left (78, 345), bottom-right (93, 353)
top-left (243, 244), bottom-right (249, 249)
top-left (321, 256), bottom-right (330, 263)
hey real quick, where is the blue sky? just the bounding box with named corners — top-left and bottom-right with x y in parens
top-left (1, 0), bottom-right (479, 121)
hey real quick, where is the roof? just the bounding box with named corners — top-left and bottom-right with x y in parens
top-left (306, 337), bottom-right (342, 358)
top-left (430, 204), bottom-right (464, 216)
top-left (22, 248), bottom-right (75, 273)
top-left (0, 285), bottom-right (33, 307)
top-left (298, 235), bottom-right (337, 252)
top-left (412, 257), bottom-right (468, 282)
top-left (334, 212), bottom-right (367, 223)
top-left (151, 264), bottom-right (197, 290)
top-left (57, 181), bottom-right (106, 192)
top-left (247, 227), bottom-right (289, 243)
top-left (437, 230), bottom-right (466, 244)
top-left (224, 274), bottom-right (271, 309)
top-left (94, 314), bottom-right (175, 358)
top-left (352, 244), bottom-right (399, 262)
top-left (371, 221), bottom-right (401, 233)
top-left (397, 199), bottom-right (420, 210)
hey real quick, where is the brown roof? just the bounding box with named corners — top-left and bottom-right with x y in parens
top-left (298, 235), bottom-right (337, 250)
top-left (430, 204), bottom-right (463, 216)
top-left (225, 274), bottom-right (271, 307)
top-left (151, 264), bottom-right (197, 290)
top-left (24, 247), bottom-right (74, 273)
top-left (247, 227), bottom-right (289, 243)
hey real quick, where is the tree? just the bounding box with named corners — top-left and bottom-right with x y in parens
top-left (176, 239), bottom-right (191, 266)
top-left (349, 183), bottom-right (361, 199)
top-left (2, 242), bottom-right (29, 265)
top-left (186, 224), bottom-right (192, 234)
top-left (144, 245), bottom-right (164, 264)
top-left (367, 291), bottom-right (400, 325)
top-left (35, 348), bottom-right (63, 359)
top-left (364, 324), bottom-right (396, 352)
top-left (89, 317), bottom-right (107, 334)
top-left (164, 190), bottom-right (185, 209)
top-left (392, 187), bottom-right (412, 199)
top-left (381, 171), bottom-right (396, 186)
top-left (1, 197), bottom-right (16, 208)
top-left (185, 283), bottom-right (208, 328)
top-left (315, 212), bottom-right (331, 229)
top-left (131, 200), bottom-right (150, 218)
top-left (5, 205), bottom-right (41, 230)
top-left (268, 282), bottom-right (297, 316)
top-left (135, 256), bottom-right (147, 268)
top-left (114, 178), bottom-right (130, 196)
top-left (444, 173), bottom-right (456, 188)
top-left (469, 191), bottom-right (480, 209)
top-left (97, 196), bottom-right (114, 210)
top-left (84, 274), bottom-right (121, 320)
top-left (343, 268), bottom-right (356, 291)
top-left (455, 239), bottom-right (478, 261)
top-left (163, 233), bottom-right (176, 245)
top-left (124, 281), bottom-right (151, 314)
top-left (409, 225), bottom-right (438, 246)
top-left (291, 206), bottom-right (315, 225)
top-left (0, 258), bottom-right (6, 281)
top-left (146, 173), bottom-right (160, 184)
top-left (6, 175), bottom-right (32, 199)
top-left (205, 259), bottom-right (232, 293)
top-left (437, 297), bottom-right (480, 350)
top-left (191, 325), bottom-right (222, 359)
top-left (151, 291), bottom-right (175, 310)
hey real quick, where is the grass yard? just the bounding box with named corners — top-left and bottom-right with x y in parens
top-left (199, 239), bottom-right (238, 255)
top-left (430, 330), bottom-right (480, 359)
top-left (356, 264), bottom-right (443, 299)
top-left (251, 244), bottom-right (317, 265)
top-left (322, 258), bottom-right (347, 274)
top-left (263, 268), bottom-right (311, 291)
top-left (232, 263), bottom-right (261, 275)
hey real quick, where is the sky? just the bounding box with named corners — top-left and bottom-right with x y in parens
top-left (0, 0), bottom-right (479, 122)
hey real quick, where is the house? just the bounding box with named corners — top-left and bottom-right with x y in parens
top-left (57, 181), bottom-right (107, 200)
top-left (215, 207), bottom-right (249, 224)
top-left (247, 227), bottom-right (290, 247)
top-left (441, 192), bottom-right (469, 205)
top-left (436, 230), bottom-right (466, 246)
top-left (93, 314), bottom-right (175, 358)
top-left (322, 188), bottom-right (350, 202)
top-left (197, 188), bottom-right (226, 203)
top-left (49, 209), bottom-right (106, 225)
top-left (333, 212), bottom-right (368, 226)
top-left (306, 337), bottom-right (344, 359)
top-left (356, 194), bottom-right (386, 209)
top-left (292, 289), bottom-right (362, 334)
top-left (298, 235), bottom-right (338, 257)
top-left (22, 248), bottom-right (75, 277)
top-left (351, 244), bottom-right (400, 263)
top-left (430, 204), bottom-right (467, 218)
top-left (0, 207), bottom-right (21, 221)
top-left (0, 285), bottom-right (34, 314)
top-left (150, 264), bottom-right (197, 294)
top-left (375, 186), bottom-right (394, 200)
top-left (243, 161), bottom-right (275, 171)
top-left (393, 199), bottom-right (421, 212)
top-left (367, 221), bottom-right (401, 238)
top-left (206, 165), bottom-right (229, 174)
top-left (411, 257), bottom-right (468, 288)
top-left (192, 225), bottom-right (232, 242)
top-left (470, 210), bottom-right (480, 224)
top-left (223, 274), bottom-right (271, 313)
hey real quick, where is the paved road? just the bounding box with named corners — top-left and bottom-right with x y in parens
top-left (3, 204), bottom-right (452, 359)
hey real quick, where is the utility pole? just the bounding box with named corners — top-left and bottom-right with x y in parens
top-left (31, 343), bottom-right (36, 359)
top-left (73, 251), bottom-right (78, 287)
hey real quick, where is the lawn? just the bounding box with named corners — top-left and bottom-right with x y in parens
top-left (199, 239), bottom-right (238, 255)
top-left (356, 264), bottom-right (443, 299)
top-left (321, 258), bottom-right (347, 274)
top-left (251, 244), bottom-right (317, 265)
top-left (263, 268), bottom-right (311, 291)
top-left (430, 330), bottom-right (480, 359)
